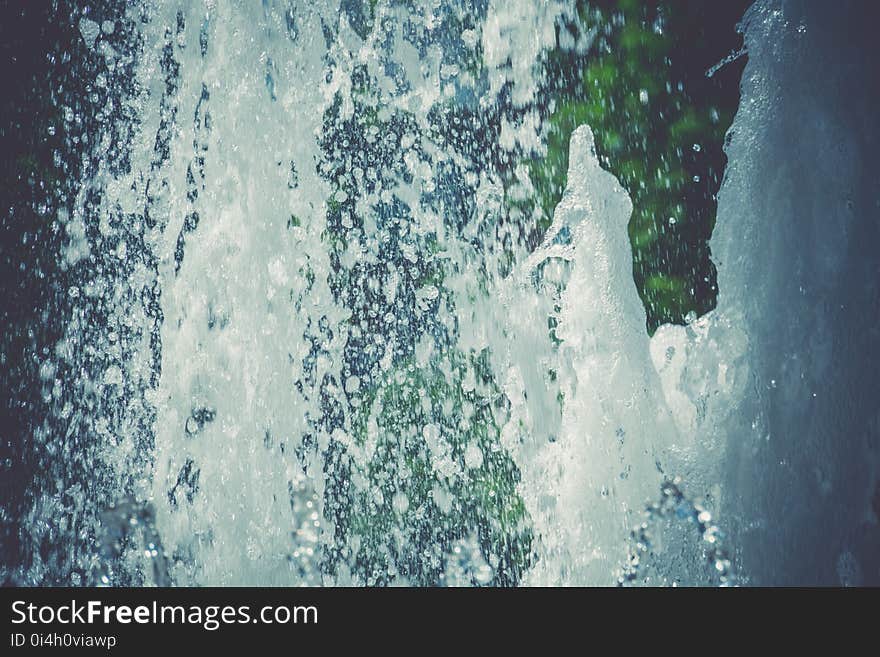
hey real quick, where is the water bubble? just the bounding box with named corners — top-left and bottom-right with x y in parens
top-left (392, 492), bottom-right (409, 514)
top-left (464, 443), bottom-right (484, 469)
top-left (620, 479), bottom-right (737, 587)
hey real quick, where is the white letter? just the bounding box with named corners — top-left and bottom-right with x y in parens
top-left (11, 602), bottom-right (26, 624)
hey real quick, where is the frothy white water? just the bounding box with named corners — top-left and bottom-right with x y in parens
top-left (480, 0), bottom-right (880, 585)
top-left (471, 125), bottom-right (678, 585)
top-left (146, 1), bottom-right (340, 587)
top-left (652, 0), bottom-right (880, 585)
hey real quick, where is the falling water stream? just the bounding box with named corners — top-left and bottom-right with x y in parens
top-left (3, 0), bottom-right (879, 587)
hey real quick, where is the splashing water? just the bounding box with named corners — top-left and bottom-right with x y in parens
top-left (619, 478), bottom-right (735, 587)
top-left (4, 0), bottom-right (879, 587)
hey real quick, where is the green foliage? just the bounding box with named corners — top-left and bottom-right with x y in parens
top-left (342, 355), bottom-right (532, 585)
top-left (522, 0), bottom-right (746, 333)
